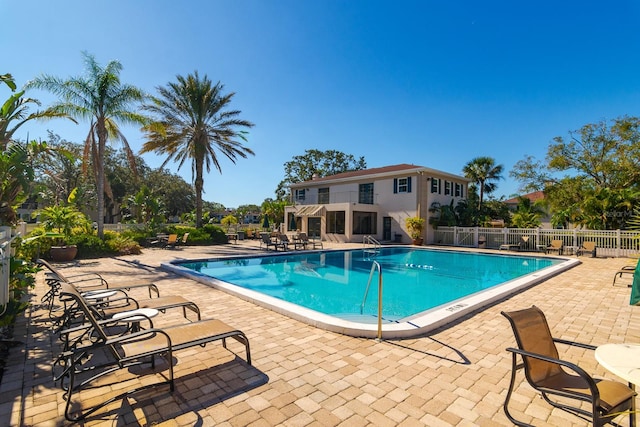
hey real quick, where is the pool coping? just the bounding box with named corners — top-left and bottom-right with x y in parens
top-left (161, 246), bottom-right (581, 339)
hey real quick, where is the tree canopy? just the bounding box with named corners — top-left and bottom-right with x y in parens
top-left (26, 52), bottom-right (148, 237)
top-left (275, 149), bottom-right (366, 200)
top-left (510, 116), bottom-right (640, 229)
top-left (462, 156), bottom-right (504, 211)
top-left (141, 71), bottom-right (254, 228)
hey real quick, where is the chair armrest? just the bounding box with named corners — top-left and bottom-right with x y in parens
top-left (552, 337), bottom-right (597, 351)
top-left (506, 347), bottom-right (600, 398)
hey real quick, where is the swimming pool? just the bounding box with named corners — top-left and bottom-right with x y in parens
top-left (164, 247), bottom-right (579, 338)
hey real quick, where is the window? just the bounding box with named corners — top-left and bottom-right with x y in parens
top-left (318, 187), bottom-right (329, 204)
top-left (455, 183), bottom-right (463, 197)
top-left (295, 189), bottom-right (305, 201)
top-left (444, 180), bottom-right (451, 195)
top-left (353, 211), bottom-right (377, 234)
top-left (327, 211), bottom-right (345, 234)
top-left (431, 178), bottom-right (440, 194)
top-left (393, 177), bottom-right (412, 193)
top-left (359, 183), bottom-right (374, 204)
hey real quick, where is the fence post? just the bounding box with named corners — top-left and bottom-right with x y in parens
top-left (503, 227), bottom-right (508, 244)
top-left (0, 226), bottom-right (12, 309)
top-left (474, 227), bottom-right (479, 247)
top-left (453, 226), bottom-right (458, 246)
top-left (617, 229), bottom-right (621, 258)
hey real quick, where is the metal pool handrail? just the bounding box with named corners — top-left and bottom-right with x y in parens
top-left (359, 260), bottom-right (384, 341)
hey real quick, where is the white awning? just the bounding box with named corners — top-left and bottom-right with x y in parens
top-left (295, 205), bottom-right (325, 217)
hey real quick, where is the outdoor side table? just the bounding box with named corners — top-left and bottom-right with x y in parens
top-left (595, 343), bottom-right (640, 427)
top-left (112, 308), bottom-right (159, 332)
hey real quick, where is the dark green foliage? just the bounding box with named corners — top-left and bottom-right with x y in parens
top-left (275, 149), bottom-right (367, 200)
top-left (0, 257), bottom-right (39, 326)
top-left (69, 234), bottom-right (114, 258)
top-left (201, 224), bottom-right (228, 244)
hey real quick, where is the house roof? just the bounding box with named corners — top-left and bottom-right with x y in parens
top-left (504, 190), bottom-right (545, 205)
top-left (290, 163), bottom-right (470, 188)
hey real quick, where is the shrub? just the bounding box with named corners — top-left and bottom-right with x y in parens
top-left (201, 224), bottom-right (227, 244)
top-left (70, 234), bottom-right (114, 258)
top-left (17, 228), bottom-right (52, 261)
top-left (120, 228), bottom-right (154, 246)
top-left (106, 234), bottom-right (142, 255)
top-left (163, 226), bottom-right (212, 245)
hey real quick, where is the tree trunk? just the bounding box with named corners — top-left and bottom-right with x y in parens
top-left (194, 157), bottom-right (204, 228)
top-left (96, 123), bottom-right (107, 238)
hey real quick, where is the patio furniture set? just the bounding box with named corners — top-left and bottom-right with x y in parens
top-left (35, 259), bottom-right (252, 422)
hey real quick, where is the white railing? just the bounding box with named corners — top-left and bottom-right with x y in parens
top-left (432, 226), bottom-right (640, 257)
top-left (363, 235), bottom-right (381, 257)
top-left (0, 226), bottom-right (16, 315)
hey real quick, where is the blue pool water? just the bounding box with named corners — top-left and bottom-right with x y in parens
top-left (177, 247), bottom-right (561, 322)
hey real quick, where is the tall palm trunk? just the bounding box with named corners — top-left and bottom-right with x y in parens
top-left (194, 157), bottom-right (204, 228)
top-left (96, 120), bottom-right (108, 238)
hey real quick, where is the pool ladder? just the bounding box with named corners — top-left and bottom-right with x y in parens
top-left (360, 260), bottom-right (384, 341)
top-left (363, 235), bottom-right (381, 258)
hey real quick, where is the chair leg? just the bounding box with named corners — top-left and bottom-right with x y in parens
top-left (503, 353), bottom-right (534, 426)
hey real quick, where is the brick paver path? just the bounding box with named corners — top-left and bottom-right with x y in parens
top-left (1, 242), bottom-right (638, 426)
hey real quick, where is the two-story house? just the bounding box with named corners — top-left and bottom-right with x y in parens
top-left (284, 163), bottom-right (469, 244)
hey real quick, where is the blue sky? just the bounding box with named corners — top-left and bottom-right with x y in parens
top-left (3, 1), bottom-right (640, 208)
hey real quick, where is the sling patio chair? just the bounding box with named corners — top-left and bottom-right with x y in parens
top-left (501, 306), bottom-right (636, 427)
top-left (612, 259), bottom-right (639, 287)
top-left (499, 236), bottom-right (529, 252)
top-left (577, 241), bottom-right (597, 257)
top-left (260, 234), bottom-right (285, 251)
top-left (55, 282), bottom-right (252, 422)
top-left (546, 239), bottom-right (564, 255)
top-left (297, 232), bottom-right (323, 250)
top-left (78, 286), bottom-right (201, 323)
top-left (54, 283), bottom-right (201, 358)
top-left (37, 258), bottom-right (159, 301)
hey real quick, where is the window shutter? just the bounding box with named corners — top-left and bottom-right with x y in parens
top-left (393, 178), bottom-right (398, 193)
top-left (407, 177), bottom-right (412, 193)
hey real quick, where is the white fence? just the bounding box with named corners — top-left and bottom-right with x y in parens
top-left (0, 226), bottom-right (15, 312)
top-left (432, 226), bottom-right (640, 258)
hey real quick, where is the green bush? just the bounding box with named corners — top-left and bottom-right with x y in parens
top-left (105, 233), bottom-right (142, 255)
top-left (201, 224), bottom-right (228, 244)
top-left (17, 228), bottom-right (52, 261)
top-left (162, 226), bottom-right (211, 245)
top-left (70, 234), bottom-right (114, 258)
top-left (120, 228), bottom-right (154, 246)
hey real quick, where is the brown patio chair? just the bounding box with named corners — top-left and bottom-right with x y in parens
top-left (260, 234), bottom-right (285, 251)
top-left (577, 241), bottom-right (597, 257)
top-left (37, 258), bottom-right (159, 319)
top-left (546, 239), bottom-right (564, 255)
top-left (163, 233), bottom-right (179, 249)
top-left (612, 260), bottom-right (638, 286)
top-left (298, 232), bottom-right (323, 249)
top-left (56, 282), bottom-right (251, 422)
top-left (176, 232), bottom-right (189, 247)
top-left (501, 306), bottom-right (635, 426)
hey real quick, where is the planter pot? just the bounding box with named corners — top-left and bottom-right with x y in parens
top-left (49, 245), bottom-right (78, 262)
top-left (412, 238), bottom-right (424, 246)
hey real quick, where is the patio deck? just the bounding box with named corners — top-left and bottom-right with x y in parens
top-left (1, 241), bottom-right (638, 426)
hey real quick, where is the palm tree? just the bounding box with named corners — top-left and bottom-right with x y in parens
top-left (1, 74), bottom-right (73, 150)
top-left (141, 72), bottom-right (254, 228)
top-left (26, 52), bottom-right (147, 237)
top-left (462, 156), bottom-right (504, 211)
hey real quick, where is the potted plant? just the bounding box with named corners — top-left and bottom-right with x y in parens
top-left (36, 204), bottom-right (90, 261)
top-left (405, 216), bottom-right (425, 245)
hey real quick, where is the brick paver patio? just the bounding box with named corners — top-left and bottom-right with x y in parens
top-left (1, 241), bottom-right (638, 426)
